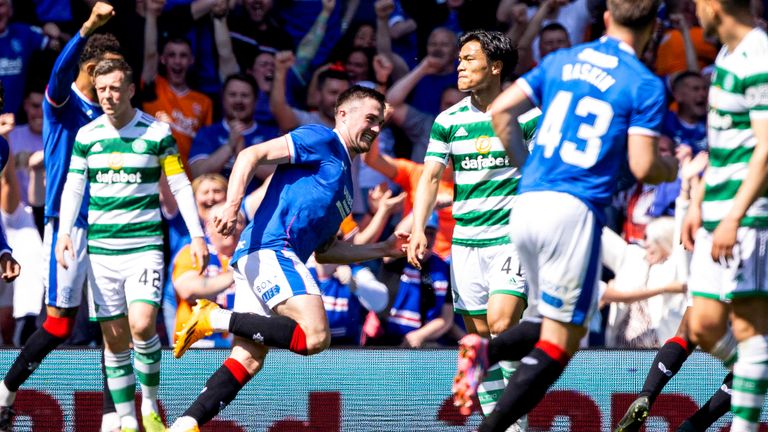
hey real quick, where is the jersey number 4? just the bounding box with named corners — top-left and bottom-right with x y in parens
top-left (536, 90), bottom-right (614, 169)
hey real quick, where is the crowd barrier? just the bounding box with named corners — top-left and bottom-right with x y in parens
top-left (0, 348), bottom-right (762, 431)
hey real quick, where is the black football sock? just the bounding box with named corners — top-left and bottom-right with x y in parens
top-left (639, 337), bottom-right (693, 404)
top-left (228, 313), bottom-right (308, 354)
top-left (183, 358), bottom-right (251, 425)
top-left (487, 321), bottom-right (541, 365)
top-left (479, 341), bottom-right (570, 432)
top-left (686, 372), bottom-right (732, 430)
top-left (4, 327), bottom-right (65, 392)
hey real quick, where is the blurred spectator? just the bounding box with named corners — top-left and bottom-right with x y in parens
top-left (622, 136), bottom-right (679, 244)
top-left (142, 1), bottom-right (213, 170)
top-left (384, 214), bottom-right (453, 347)
top-left (497, 0), bottom-right (589, 63)
top-left (0, 118), bottom-right (44, 346)
top-left (388, 27), bottom-right (458, 116)
top-left (315, 261), bottom-right (389, 345)
top-left (227, 0), bottom-right (297, 70)
top-left (7, 88), bottom-right (45, 232)
top-left (388, 86), bottom-right (464, 162)
top-left (655, 0), bottom-right (717, 79)
top-left (188, 73), bottom-right (278, 186)
top-left (172, 203), bottom-right (244, 349)
top-left (0, 0), bottom-right (54, 116)
top-left (363, 139), bottom-right (455, 260)
top-left (602, 217), bottom-right (688, 348)
top-left (160, 173), bottom-right (228, 343)
top-left (662, 71), bottom-right (708, 154)
top-left (270, 51), bottom-right (351, 131)
top-left (272, 0), bottom-right (344, 69)
top-left (515, 6), bottom-right (572, 75)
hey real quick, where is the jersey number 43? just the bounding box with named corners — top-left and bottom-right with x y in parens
top-left (536, 90), bottom-right (614, 169)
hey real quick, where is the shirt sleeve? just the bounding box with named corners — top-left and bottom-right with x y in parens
top-left (46, 31), bottom-right (88, 107)
top-left (629, 76), bottom-right (666, 136)
top-left (425, 115), bottom-right (451, 166)
top-left (287, 125), bottom-right (336, 165)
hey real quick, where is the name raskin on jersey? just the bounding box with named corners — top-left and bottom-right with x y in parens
top-left (95, 170), bottom-right (143, 184)
top-left (461, 154), bottom-right (511, 170)
top-left (561, 63), bottom-right (616, 92)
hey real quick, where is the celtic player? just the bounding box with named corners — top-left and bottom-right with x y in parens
top-left (55, 58), bottom-right (208, 432)
top-left (406, 30), bottom-right (528, 425)
top-left (683, 0), bottom-right (768, 430)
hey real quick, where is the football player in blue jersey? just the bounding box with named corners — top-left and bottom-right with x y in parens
top-left (169, 86), bottom-right (409, 431)
top-left (451, 0), bottom-right (679, 430)
top-left (0, 3), bottom-right (123, 431)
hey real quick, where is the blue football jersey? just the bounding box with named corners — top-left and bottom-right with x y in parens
top-left (232, 124), bottom-right (354, 264)
top-left (43, 33), bottom-right (101, 227)
top-left (518, 36), bottom-right (666, 213)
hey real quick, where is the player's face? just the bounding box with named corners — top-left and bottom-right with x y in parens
top-left (539, 30), bottom-right (570, 58)
top-left (457, 41), bottom-right (496, 92)
top-left (23, 92), bottom-right (43, 134)
top-left (340, 97), bottom-right (384, 153)
top-left (319, 78), bottom-right (350, 119)
top-left (95, 70), bottom-right (135, 122)
top-left (250, 52), bottom-right (275, 93)
top-left (222, 79), bottom-right (256, 122)
top-left (161, 42), bottom-right (194, 85)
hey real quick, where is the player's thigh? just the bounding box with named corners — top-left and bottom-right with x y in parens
top-left (450, 244), bottom-right (489, 320)
top-left (462, 314), bottom-right (489, 337)
top-left (687, 296), bottom-right (729, 347)
top-left (512, 192), bottom-right (602, 327)
top-left (88, 254), bottom-right (129, 323)
top-left (540, 316), bottom-right (587, 356)
top-left (234, 249), bottom-right (326, 333)
top-left (42, 222), bottom-right (88, 309)
top-left (124, 251), bottom-right (164, 337)
top-left (732, 297), bottom-right (768, 342)
top-left (484, 243), bottom-right (528, 333)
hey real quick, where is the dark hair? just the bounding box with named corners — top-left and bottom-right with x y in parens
top-left (92, 58), bottom-right (133, 84)
top-left (223, 73), bottom-right (258, 96)
top-left (161, 36), bottom-right (192, 53)
top-left (318, 69), bottom-right (351, 90)
top-left (718, 0), bottom-right (752, 15)
top-left (540, 22), bottom-right (569, 37)
top-left (459, 30), bottom-right (518, 80)
top-left (608, 0), bottom-right (660, 29)
top-left (80, 33), bottom-right (121, 66)
top-left (671, 70), bottom-right (704, 91)
top-left (334, 85), bottom-right (385, 115)
top-left (345, 47), bottom-right (376, 82)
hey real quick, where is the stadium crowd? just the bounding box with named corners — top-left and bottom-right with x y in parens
top-left (0, 0), bottom-right (762, 355)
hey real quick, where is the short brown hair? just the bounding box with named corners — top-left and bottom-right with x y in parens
top-left (92, 58), bottom-right (133, 84)
top-left (334, 85), bottom-right (385, 115)
top-left (608, 0), bottom-right (660, 29)
top-left (192, 173), bottom-right (227, 194)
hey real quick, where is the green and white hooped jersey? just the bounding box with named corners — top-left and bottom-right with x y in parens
top-left (425, 96), bottom-right (539, 247)
top-left (704, 28), bottom-right (768, 231)
top-left (70, 110), bottom-right (179, 255)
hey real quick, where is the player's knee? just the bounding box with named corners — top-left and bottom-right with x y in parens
top-left (688, 319), bottom-right (725, 352)
top-left (42, 315), bottom-right (76, 339)
top-left (488, 315), bottom-right (517, 336)
top-left (128, 317), bottom-right (155, 340)
top-left (304, 328), bottom-right (331, 355)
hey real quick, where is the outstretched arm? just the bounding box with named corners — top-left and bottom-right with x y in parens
top-left (315, 231), bottom-right (409, 264)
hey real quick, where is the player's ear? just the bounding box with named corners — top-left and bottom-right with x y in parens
top-left (491, 60), bottom-right (503, 76)
top-left (128, 82), bottom-right (136, 99)
top-left (603, 10), bottom-right (611, 30)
